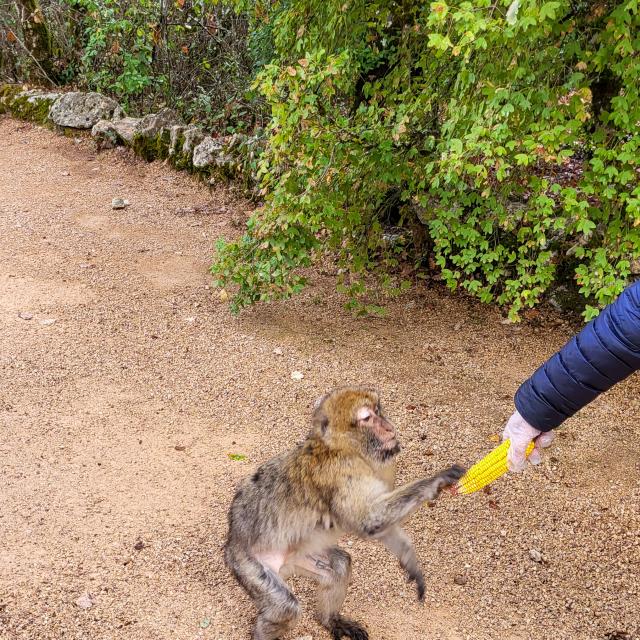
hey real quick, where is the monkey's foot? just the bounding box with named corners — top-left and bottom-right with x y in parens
top-left (330, 615), bottom-right (369, 640)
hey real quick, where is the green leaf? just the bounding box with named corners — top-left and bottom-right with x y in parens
top-left (576, 219), bottom-right (596, 235)
top-left (427, 33), bottom-right (452, 51)
top-left (539, 2), bottom-right (561, 22)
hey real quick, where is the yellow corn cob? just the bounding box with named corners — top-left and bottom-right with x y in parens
top-left (456, 439), bottom-right (535, 494)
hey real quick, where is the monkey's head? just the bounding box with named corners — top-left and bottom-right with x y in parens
top-left (312, 386), bottom-right (400, 460)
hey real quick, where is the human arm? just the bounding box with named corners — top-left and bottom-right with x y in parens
top-left (504, 280), bottom-right (640, 471)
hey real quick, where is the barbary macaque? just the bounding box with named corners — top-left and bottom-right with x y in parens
top-left (225, 386), bottom-right (464, 640)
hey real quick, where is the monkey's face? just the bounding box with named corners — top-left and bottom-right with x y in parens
top-left (356, 404), bottom-right (398, 453)
top-left (312, 387), bottom-right (401, 459)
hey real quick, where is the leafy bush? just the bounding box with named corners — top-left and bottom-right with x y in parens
top-left (1, 0), bottom-right (264, 127)
top-left (213, 0), bottom-right (640, 319)
top-left (71, 0), bottom-right (158, 103)
top-left (73, 0), bottom-right (264, 122)
top-left (3, 0), bottom-right (638, 319)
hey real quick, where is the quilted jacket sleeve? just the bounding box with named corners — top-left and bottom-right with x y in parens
top-left (514, 280), bottom-right (640, 431)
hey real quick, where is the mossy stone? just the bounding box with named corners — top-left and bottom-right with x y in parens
top-left (0, 84), bottom-right (56, 125)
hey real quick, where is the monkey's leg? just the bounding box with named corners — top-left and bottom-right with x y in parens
top-left (376, 525), bottom-right (425, 601)
top-left (287, 548), bottom-right (368, 640)
top-left (225, 545), bottom-right (300, 640)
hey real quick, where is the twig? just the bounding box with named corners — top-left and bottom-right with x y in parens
top-left (0, 14), bottom-right (58, 86)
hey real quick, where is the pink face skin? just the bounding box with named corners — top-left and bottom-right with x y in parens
top-left (357, 406), bottom-right (397, 449)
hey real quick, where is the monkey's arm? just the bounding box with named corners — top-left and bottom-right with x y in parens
top-left (377, 525), bottom-right (425, 601)
top-left (333, 466), bottom-right (463, 537)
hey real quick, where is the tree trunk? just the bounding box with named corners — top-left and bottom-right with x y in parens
top-left (15, 0), bottom-right (57, 83)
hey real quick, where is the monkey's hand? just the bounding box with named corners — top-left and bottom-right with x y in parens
top-left (434, 465), bottom-right (466, 493)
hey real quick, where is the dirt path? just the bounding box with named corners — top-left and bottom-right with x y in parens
top-left (0, 117), bottom-right (638, 640)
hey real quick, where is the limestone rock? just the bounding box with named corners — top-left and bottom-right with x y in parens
top-left (75, 593), bottom-right (94, 609)
top-left (0, 86), bottom-right (60, 123)
top-left (92, 117), bottom-right (142, 148)
top-left (23, 90), bottom-right (61, 103)
top-left (182, 126), bottom-right (205, 154)
top-left (193, 136), bottom-right (233, 170)
top-left (137, 108), bottom-right (181, 137)
top-left (169, 125), bottom-right (185, 156)
top-left (529, 548), bottom-right (543, 563)
top-left (49, 92), bottom-right (124, 129)
top-left (193, 136), bottom-right (223, 169)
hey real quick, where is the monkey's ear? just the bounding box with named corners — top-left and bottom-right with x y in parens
top-left (313, 412), bottom-right (329, 434)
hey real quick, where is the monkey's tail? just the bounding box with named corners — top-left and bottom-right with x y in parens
top-left (224, 543), bottom-right (295, 606)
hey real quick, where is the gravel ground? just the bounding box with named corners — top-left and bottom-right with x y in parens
top-left (0, 117), bottom-right (638, 640)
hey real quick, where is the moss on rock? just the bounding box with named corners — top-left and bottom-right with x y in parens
top-left (16, 96), bottom-right (55, 124)
top-left (0, 84), bottom-right (58, 125)
top-left (170, 134), bottom-right (194, 172)
top-left (0, 84), bottom-right (23, 112)
top-left (131, 129), bottom-right (173, 162)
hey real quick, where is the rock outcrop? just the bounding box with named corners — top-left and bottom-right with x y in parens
top-left (91, 117), bottom-right (142, 148)
top-left (48, 92), bottom-right (124, 129)
top-left (0, 85), bottom-right (59, 123)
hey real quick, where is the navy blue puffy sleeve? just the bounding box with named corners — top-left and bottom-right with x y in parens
top-left (515, 280), bottom-right (640, 431)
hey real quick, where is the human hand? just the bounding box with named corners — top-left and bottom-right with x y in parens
top-left (502, 411), bottom-right (556, 472)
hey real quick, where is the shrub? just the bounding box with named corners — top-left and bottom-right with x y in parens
top-left (212, 0), bottom-right (640, 320)
top-left (1, 0), bottom-right (264, 128)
